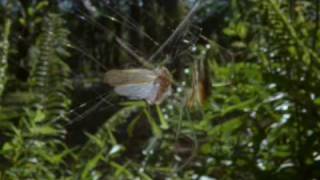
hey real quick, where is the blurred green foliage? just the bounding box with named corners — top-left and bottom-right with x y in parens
top-left (0, 0), bottom-right (320, 179)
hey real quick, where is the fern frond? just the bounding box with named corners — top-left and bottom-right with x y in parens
top-left (1, 12), bottom-right (73, 179)
top-left (0, 19), bottom-right (12, 99)
top-left (29, 13), bottom-right (72, 125)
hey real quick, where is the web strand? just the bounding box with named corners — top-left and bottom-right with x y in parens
top-left (147, 1), bottom-right (200, 62)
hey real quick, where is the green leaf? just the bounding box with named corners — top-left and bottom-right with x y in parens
top-left (33, 110), bottom-right (46, 123)
top-left (29, 125), bottom-right (61, 136)
top-left (314, 98), bottom-right (320, 106)
top-left (144, 109), bottom-right (162, 138)
top-left (81, 151), bottom-right (103, 179)
top-left (156, 105), bottom-right (169, 130)
top-left (231, 41), bottom-right (246, 48)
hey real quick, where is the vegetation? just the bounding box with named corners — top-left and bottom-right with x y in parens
top-left (0, 0), bottom-right (320, 179)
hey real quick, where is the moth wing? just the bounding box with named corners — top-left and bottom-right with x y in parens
top-left (105, 69), bottom-right (157, 86)
top-left (114, 82), bottom-right (159, 102)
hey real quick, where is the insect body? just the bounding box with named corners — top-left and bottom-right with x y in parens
top-left (104, 67), bottom-right (172, 105)
top-left (187, 59), bottom-right (210, 109)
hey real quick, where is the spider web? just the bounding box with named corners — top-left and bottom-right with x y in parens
top-left (59, 0), bottom-right (202, 127)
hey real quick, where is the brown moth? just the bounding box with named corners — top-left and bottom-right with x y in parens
top-left (187, 59), bottom-right (210, 109)
top-left (104, 67), bottom-right (172, 105)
